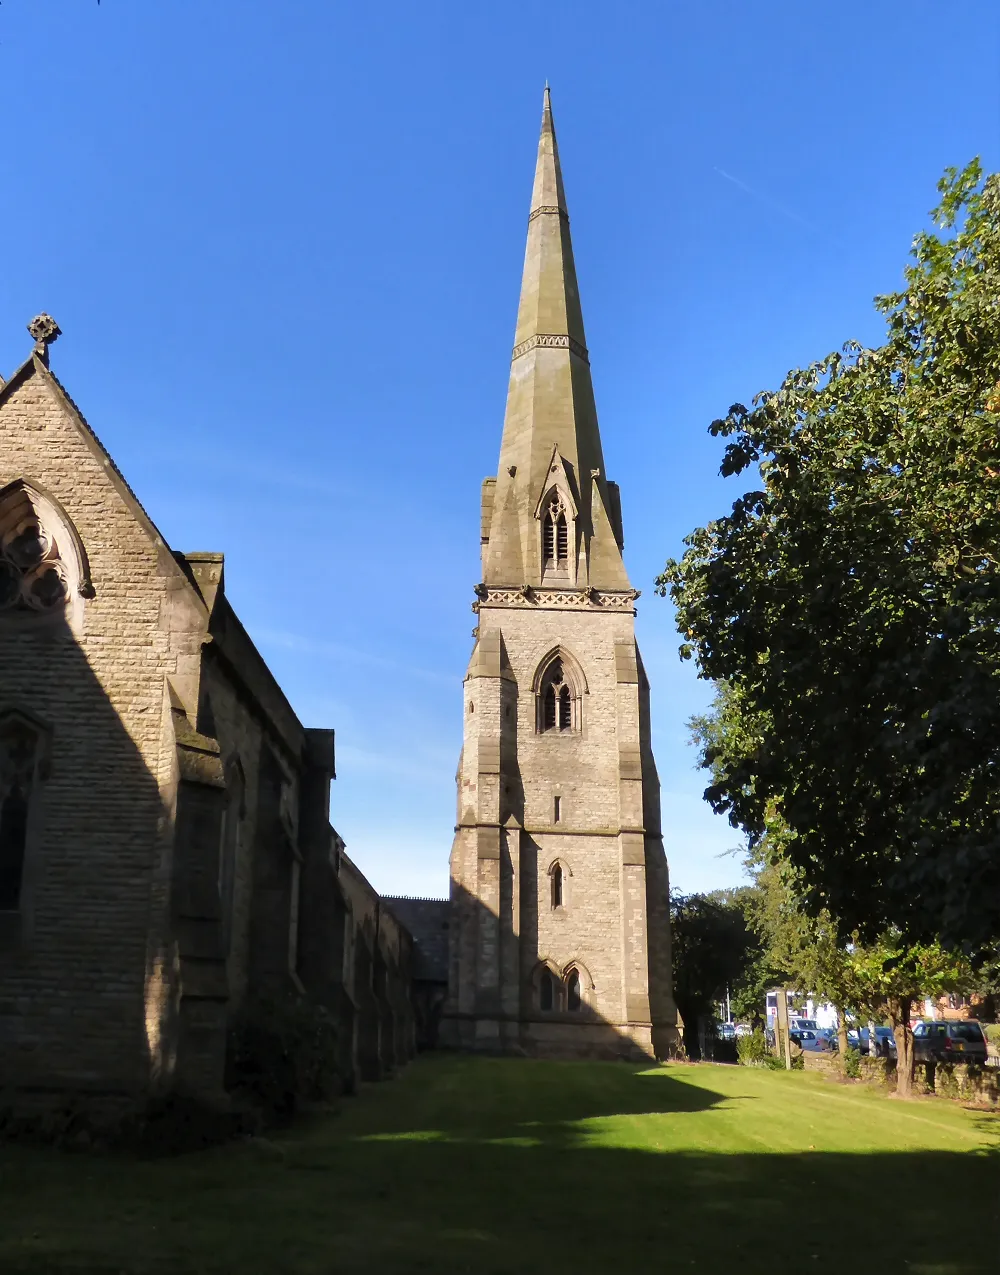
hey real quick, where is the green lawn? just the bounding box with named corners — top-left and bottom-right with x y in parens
top-left (1, 1056), bottom-right (998, 1273)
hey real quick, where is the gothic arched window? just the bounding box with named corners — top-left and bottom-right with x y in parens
top-left (566, 969), bottom-right (582, 1012)
top-left (551, 863), bottom-right (563, 909)
top-left (541, 489), bottom-right (570, 581)
top-left (0, 481), bottom-right (88, 624)
top-left (0, 715), bottom-right (42, 911)
top-left (539, 968), bottom-right (555, 1013)
top-left (535, 651), bottom-right (583, 734)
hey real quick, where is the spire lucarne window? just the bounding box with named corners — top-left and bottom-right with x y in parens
top-left (541, 489), bottom-right (570, 581)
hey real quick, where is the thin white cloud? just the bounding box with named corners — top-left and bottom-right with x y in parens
top-left (255, 627), bottom-right (452, 685)
top-left (713, 166), bottom-right (817, 230)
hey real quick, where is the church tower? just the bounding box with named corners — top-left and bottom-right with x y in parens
top-left (444, 90), bottom-right (679, 1059)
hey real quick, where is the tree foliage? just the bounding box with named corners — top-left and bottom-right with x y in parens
top-left (669, 888), bottom-right (762, 1053)
top-left (661, 161), bottom-right (1000, 952)
top-left (694, 691), bottom-right (977, 1094)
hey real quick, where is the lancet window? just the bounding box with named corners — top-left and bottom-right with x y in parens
top-left (566, 969), bottom-right (582, 1013)
top-left (541, 488), bottom-right (570, 580)
top-left (551, 863), bottom-right (563, 909)
top-left (535, 650), bottom-right (583, 735)
top-left (0, 715), bottom-right (42, 912)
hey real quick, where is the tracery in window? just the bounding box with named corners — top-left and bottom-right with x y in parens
top-left (0, 481), bottom-right (85, 619)
top-left (541, 488), bottom-right (570, 581)
top-left (0, 716), bottom-right (41, 911)
top-left (535, 649), bottom-right (584, 734)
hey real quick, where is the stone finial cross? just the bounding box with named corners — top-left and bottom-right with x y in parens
top-left (27, 314), bottom-right (61, 365)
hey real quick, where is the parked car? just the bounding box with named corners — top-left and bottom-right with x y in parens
top-left (717, 1022), bottom-right (736, 1041)
top-left (827, 1028), bottom-right (862, 1053)
top-left (912, 1020), bottom-right (988, 1065)
top-left (789, 1029), bottom-right (826, 1052)
top-left (858, 1027), bottom-right (896, 1057)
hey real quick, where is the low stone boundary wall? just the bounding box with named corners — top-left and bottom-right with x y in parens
top-left (804, 1052), bottom-right (999, 1107)
top-left (924, 1061), bottom-right (999, 1106)
top-left (802, 1052), bottom-right (841, 1077)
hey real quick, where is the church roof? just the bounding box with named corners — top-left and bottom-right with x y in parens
top-left (481, 88), bottom-right (630, 592)
top-left (382, 897), bottom-right (449, 983)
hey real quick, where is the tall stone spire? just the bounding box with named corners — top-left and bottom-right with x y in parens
top-left (481, 87), bottom-right (631, 592)
top-left (445, 89), bottom-right (678, 1064)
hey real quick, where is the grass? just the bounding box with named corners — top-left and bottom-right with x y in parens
top-left (0, 1055), bottom-right (998, 1273)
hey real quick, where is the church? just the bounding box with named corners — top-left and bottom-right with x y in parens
top-left (443, 91), bottom-right (679, 1060)
top-left (0, 89), bottom-right (676, 1118)
top-left (0, 317), bottom-right (419, 1114)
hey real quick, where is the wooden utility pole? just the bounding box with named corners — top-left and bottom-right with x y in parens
top-left (776, 986), bottom-right (793, 1070)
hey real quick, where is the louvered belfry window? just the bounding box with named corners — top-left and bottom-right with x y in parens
top-left (542, 489), bottom-right (569, 576)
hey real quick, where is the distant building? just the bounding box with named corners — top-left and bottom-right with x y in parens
top-left (443, 92), bottom-right (679, 1060)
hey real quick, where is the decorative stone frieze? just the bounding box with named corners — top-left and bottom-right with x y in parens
top-left (472, 584), bottom-right (640, 613)
top-left (511, 332), bottom-right (589, 364)
top-left (528, 205), bottom-right (569, 223)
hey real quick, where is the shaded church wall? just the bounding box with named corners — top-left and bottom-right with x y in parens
top-left (338, 852), bottom-right (416, 1081)
top-left (0, 345), bottom-right (425, 1114)
top-left (0, 363), bottom-right (207, 1102)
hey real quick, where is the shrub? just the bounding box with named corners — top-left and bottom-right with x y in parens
top-left (843, 1046), bottom-right (862, 1079)
top-left (736, 1029), bottom-right (770, 1067)
top-left (0, 1089), bottom-right (249, 1156)
top-left (226, 995), bottom-right (343, 1122)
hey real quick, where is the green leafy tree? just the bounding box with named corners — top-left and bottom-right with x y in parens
top-left (660, 161), bottom-right (1000, 953)
top-left (669, 889), bottom-right (762, 1057)
top-left (840, 934), bottom-right (970, 1096)
top-left (692, 689), bottom-right (973, 1095)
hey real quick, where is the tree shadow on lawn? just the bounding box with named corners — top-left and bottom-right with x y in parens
top-left (0, 1060), bottom-right (997, 1275)
top-left (276, 1060), bottom-right (999, 1275)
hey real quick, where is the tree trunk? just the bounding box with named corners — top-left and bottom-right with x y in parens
top-left (836, 1005), bottom-right (849, 1061)
top-left (888, 996), bottom-right (914, 1098)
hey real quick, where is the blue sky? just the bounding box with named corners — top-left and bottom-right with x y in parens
top-left (1, 2), bottom-right (997, 897)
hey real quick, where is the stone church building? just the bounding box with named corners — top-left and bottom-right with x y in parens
top-left (0, 317), bottom-right (418, 1112)
top-left (0, 89), bottom-right (678, 1115)
top-left (444, 91), bottom-right (679, 1059)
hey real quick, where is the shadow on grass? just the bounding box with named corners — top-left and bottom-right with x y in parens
top-left (0, 1058), bottom-right (997, 1275)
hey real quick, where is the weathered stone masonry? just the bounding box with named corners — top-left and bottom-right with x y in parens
top-left (0, 323), bottom-right (414, 1111)
top-left (443, 91), bottom-right (679, 1060)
